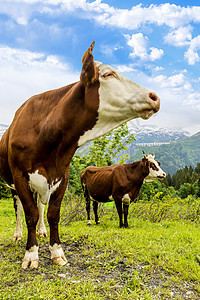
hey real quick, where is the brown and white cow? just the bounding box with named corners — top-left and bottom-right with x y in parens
top-left (0, 42), bottom-right (160, 269)
top-left (81, 154), bottom-right (166, 228)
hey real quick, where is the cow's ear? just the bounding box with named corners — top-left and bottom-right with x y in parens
top-left (141, 158), bottom-right (149, 167)
top-left (80, 41), bottom-right (98, 87)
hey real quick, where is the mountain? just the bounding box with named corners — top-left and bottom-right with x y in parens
top-left (127, 123), bottom-right (190, 145)
top-left (1, 122), bottom-right (198, 176)
top-left (125, 131), bottom-right (200, 175)
top-left (0, 124), bottom-right (8, 139)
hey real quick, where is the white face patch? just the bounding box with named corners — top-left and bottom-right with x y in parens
top-left (144, 155), bottom-right (166, 182)
top-left (29, 170), bottom-right (61, 205)
top-left (78, 62), bottom-right (159, 146)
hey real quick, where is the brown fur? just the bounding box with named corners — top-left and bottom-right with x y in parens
top-left (81, 158), bottom-right (150, 228)
top-left (0, 42), bottom-right (99, 254)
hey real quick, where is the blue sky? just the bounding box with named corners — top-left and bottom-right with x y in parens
top-left (0, 1), bottom-right (200, 134)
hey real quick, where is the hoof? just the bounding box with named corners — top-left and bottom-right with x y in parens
top-left (87, 221), bottom-right (92, 226)
top-left (22, 246), bottom-right (39, 269)
top-left (13, 235), bottom-right (23, 241)
top-left (38, 232), bottom-right (48, 238)
top-left (52, 256), bottom-right (67, 266)
top-left (96, 221), bottom-right (100, 225)
top-left (22, 259), bottom-right (39, 269)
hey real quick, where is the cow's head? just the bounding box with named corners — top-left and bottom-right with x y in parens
top-left (79, 42), bottom-right (160, 145)
top-left (141, 153), bottom-right (166, 182)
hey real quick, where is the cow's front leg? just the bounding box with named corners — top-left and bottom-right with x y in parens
top-left (114, 196), bottom-right (123, 228)
top-left (14, 176), bottom-right (39, 269)
top-left (47, 179), bottom-right (67, 266)
top-left (37, 196), bottom-right (47, 237)
top-left (123, 204), bottom-right (129, 228)
top-left (93, 201), bottom-right (100, 224)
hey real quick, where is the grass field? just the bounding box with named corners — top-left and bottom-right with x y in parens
top-left (1, 197), bottom-right (200, 299)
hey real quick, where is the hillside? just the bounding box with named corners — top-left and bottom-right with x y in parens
top-left (1, 122), bottom-right (199, 175)
top-left (126, 132), bottom-right (200, 175)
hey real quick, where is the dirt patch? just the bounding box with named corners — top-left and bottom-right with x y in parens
top-left (36, 237), bottom-right (200, 300)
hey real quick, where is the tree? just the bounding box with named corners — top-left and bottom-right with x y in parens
top-left (196, 177), bottom-right (200, 198)
top-left (68, 123), bottom-right (135, 194)
top-left (86, 123), bottom-right (135, 167)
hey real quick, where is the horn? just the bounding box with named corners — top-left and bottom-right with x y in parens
top-left (142, 150), bottom-right (146, 158)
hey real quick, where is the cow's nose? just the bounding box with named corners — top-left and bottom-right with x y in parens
top-left (149, 92), bottom-right (158, 102)
top-left (148, 92), bottom-right (160, 112)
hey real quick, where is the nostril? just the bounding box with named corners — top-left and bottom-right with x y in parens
top-left (149, 92), bottom-right (158, 102)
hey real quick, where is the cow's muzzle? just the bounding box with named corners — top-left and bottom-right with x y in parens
top-left (148, 92), bottom-right (160, 113)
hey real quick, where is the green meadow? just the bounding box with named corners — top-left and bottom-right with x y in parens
top-left (1, 197), bottom-right (200, 299)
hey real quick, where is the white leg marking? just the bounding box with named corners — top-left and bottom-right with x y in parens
top-left (87, 220), bottom-right (92, 226)
top-left (37, 196), bottom-right (47, 237)
top-left (49, 244), bottom-right (67, 266)
top-left (22, 245), bottom-right (39, 269)
top-left (13, 196), bottom-right (23, 241)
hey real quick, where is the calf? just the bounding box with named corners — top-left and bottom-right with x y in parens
top-left (81, 154), bottom-right (166, 228)
top-left (0, 42), bottom-right (160, 268)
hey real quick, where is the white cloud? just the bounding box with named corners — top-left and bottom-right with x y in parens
top-left (149, 72), bottom-right (200, 113)
top-left (149, 47), bottom-right (164, 61)
top-left (126, 33), bottom-right (148, 60)
top-left (151, 73), bottom-right (191, 91)
top-left (125, 33), bottom-right (164, 61)
top-left (115, 65), bottom-right (136, 73)
top-left (164, 26), bottom-right (192, 47)
top-left (2, 2), bottom-right (200, 30)
top-left (93, 3), bottom-right (200, 30)
top-left (0, 46), bottom-right (79, 124)
top-left (184, 35), bottom-right (200, 65)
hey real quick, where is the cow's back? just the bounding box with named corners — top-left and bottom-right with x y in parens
top-left (81, 166), bottom-right (114, 201)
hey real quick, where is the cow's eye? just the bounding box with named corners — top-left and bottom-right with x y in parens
top-left (103, 72), bottom-right (114, 78)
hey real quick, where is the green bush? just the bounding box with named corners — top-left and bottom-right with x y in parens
top-left (129, 194), bottom-right (200, 223)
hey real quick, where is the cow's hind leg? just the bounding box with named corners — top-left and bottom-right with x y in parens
top-left (37, 197), bottom-right (47, 237)
top-left (123, 204), bottom-right (129, 228)
top-left (84, 185), bottom-right (92, 226)
top-left (47, 178), bottom-right (67, 266)
top-left (93, 201), bottom-right (100, 224)
top-left (14, 175), bottom-right (39, 269)
top-left (114, 197), bottom-right (124, 228)
top-left (12, 190), bottom-right (23, 241)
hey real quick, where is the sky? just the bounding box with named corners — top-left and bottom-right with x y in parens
top-left (0, 0), bottom-right (200, 135)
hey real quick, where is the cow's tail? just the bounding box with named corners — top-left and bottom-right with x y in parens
top-left (80, 172), bottom-right (91, 225)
